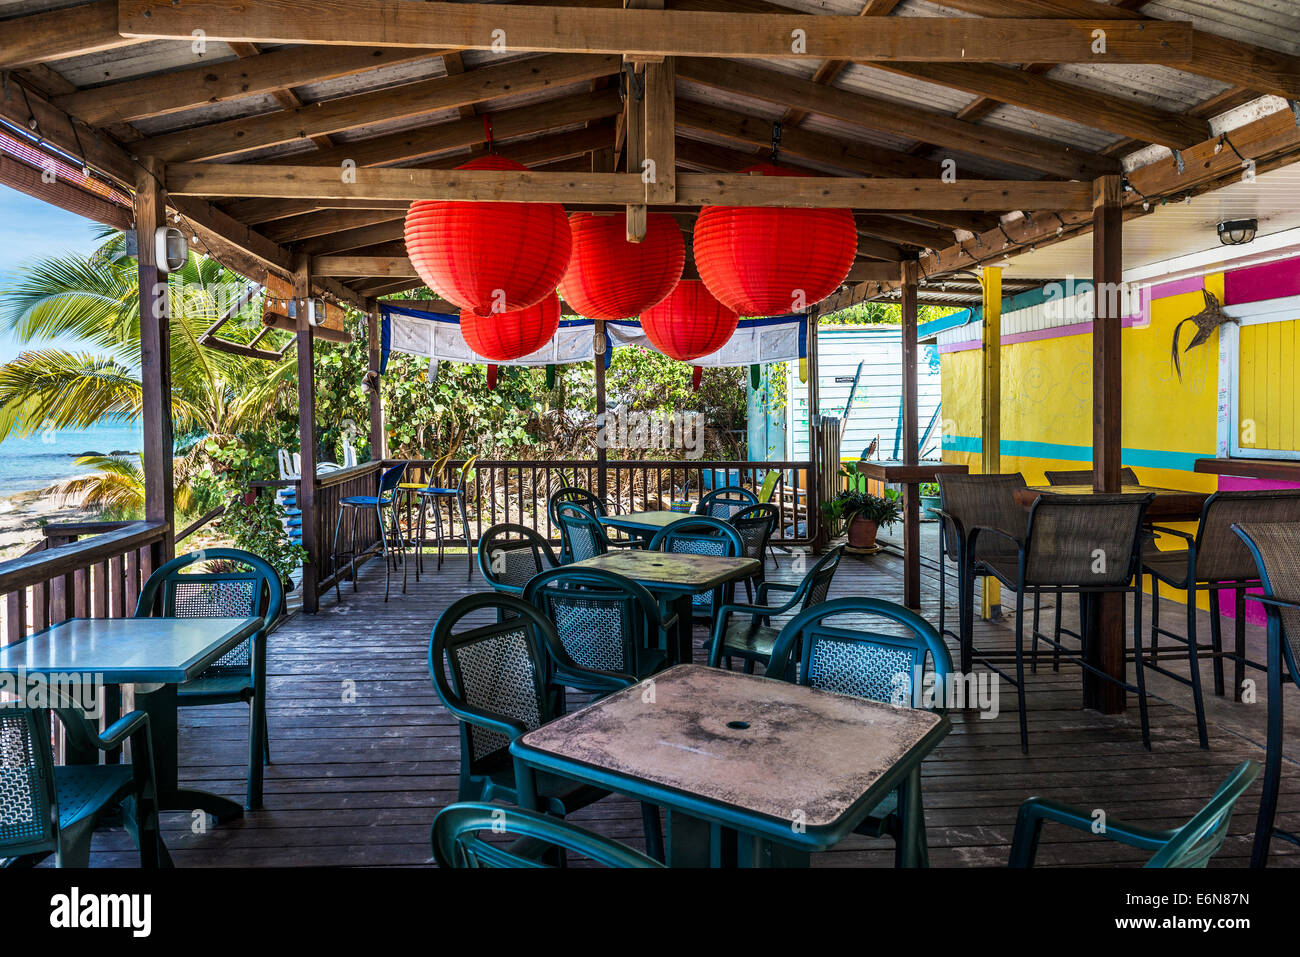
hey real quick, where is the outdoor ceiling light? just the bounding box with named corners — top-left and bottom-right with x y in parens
top-left (1217, 219), bottom-right (1258, 245)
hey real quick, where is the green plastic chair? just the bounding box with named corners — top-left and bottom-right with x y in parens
top-left (757, 470), bottom-right (780, 504)
top-left (477, 522), bottom-right (559, 600)
top-left (524, 565), bottom-right (677, 687)
top-left (648, 516), bottom-right (744, 625)
top-left (765, 595), bottom-right (952, 867)
top-left (1009, 760), bottom-right (1260, 867)
top-left (706, 545), bottom-right (843, 672)
top-left (432, 802), bottom-right (663, 868)
top-left (135, 547), bottom-right (284, 811)
top-left (428, 592), bottom-right (664, 859)
top-left (0, 702), bottom-right (168, 867)
top-left (554, 501), bottom-right (613, 565)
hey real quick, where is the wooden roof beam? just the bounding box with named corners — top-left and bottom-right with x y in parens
top-left (118, 1), bottom-right (1193, 64)
top-left (166, 161), bottom-right (1096, 210)
top-left (0, 0), bottom-right (141, 68)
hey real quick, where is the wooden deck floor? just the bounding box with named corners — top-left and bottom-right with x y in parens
top-left (87, 541), bottom-right (1300, 867)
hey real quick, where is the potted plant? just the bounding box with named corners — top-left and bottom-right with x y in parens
top-left (822, 486), bottom-right (903, 551)
top-left (919, 482), bottom-right (941, 519)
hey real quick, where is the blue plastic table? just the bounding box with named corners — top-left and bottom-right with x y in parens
top-left (512, 664), bottom-right (949, 867)
top-left (0, 616), bottom-right (261, 823)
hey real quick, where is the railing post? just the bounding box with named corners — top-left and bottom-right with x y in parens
top-left (295, 255), bottom-right (320, 612)
top-left (594, 320), bottom-right (608, 502)
top-left (367, 303), bottom-right (386, 461)
top-left (134, 156), bottom-right (175, 563)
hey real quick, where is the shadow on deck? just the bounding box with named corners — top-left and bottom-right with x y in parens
top-left (87, 541), bottom-right (1300, 867)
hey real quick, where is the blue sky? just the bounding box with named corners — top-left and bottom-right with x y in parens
top-left (0, 185), bottom-right (102, 363)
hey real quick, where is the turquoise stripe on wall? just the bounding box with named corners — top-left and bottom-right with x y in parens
top-left (941, 435), bottom-right (1209, 473)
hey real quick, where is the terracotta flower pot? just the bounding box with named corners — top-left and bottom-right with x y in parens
top-left (847, 515), bottom-right (879, 549)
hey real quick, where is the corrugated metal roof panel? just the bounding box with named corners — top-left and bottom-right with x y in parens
top-left (1142, 0), bottom-right (1300, 56)
top-left (835, 63), bottom-right (977, 114)
top-left (978, 104), bottom-right (1122, 154)
top-left (1045, 63), bottom-right (1229, 114)
top-left (47, 40), bottom-right (238, 88)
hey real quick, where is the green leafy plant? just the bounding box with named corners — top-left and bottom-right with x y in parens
top-left (919, 482), bottom-right (939, 496)
top-left (215, 488), bottom-right (307, 589)
top-left (822, 486), bottom-right (902, 530)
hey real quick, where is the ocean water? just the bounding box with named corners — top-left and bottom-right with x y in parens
top-left (0, 422), bottom-right (143, 496)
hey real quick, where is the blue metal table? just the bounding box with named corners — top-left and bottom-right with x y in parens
top-left (0, 616), bottom-right (262, 823)
top-left (512, 664), bottom-right (949, 867)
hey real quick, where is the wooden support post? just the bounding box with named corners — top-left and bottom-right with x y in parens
top-left (134, 157), bottom-right (175, 563)
top-left (1087, 173), bottom-right (1126, 714)
top-left (367, 306), bottom-right (386, 461)
top-left (807, 308), bottom-right (821, 552)
top-left (900, 260), bottom-right (921, 610)
top-left (594, 320), bottom-right (608, 502)
top-left (294, 255), bottom-right (319, 612)
top-left (622, 0), bottom-right (665, 240)
top-left (979, 265), bottom-right (1002, 620)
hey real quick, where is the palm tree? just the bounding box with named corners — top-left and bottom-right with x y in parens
top-left (0, 234), bottom-right (297, 514)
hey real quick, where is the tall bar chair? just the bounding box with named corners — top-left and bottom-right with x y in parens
top-left (964, 491), bottom-right (1154, 753)
top-left (403, 451), bottom-right (450, 576)
top-left (1233, 522), bottom-right (1300, 867)
top-left (933, 472), bottom-right (1028, 672)
top-left (417, 454), bottom-right (478, 581)
top-left (1143, 490), bottom-right (1300, 748)
top-left (331, 460), bottom-right (408, 601)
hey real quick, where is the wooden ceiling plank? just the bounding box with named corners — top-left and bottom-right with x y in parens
top-left (118, 2), bottom-right (1194, 64)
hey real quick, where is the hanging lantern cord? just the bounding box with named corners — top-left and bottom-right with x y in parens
top-left (483, 115), bottom-right (494, 153)
top-left (770, 121), bottom-right (782, 165)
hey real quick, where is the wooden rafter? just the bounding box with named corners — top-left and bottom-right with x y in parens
top-left (138, 53), bottom-right (620, 162)
top-left (675, 59), bottom-right (1118, 179)
top-left (53, 44), bottom-right (450, 127)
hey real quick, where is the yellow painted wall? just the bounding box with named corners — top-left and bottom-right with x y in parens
top-left (940, 274), bottom-right (1228, 608)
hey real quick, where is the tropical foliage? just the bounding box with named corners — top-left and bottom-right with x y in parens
top-left (0, 234), bottom-right (295, 515)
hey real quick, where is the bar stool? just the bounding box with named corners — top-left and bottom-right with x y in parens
top-left (331, 461), bottom-right (407, 602)
top-left (417, 455), bottom-right (477, 581)
top-left (404, 451), bottom-right (450, 581)
top-left (1142, 490), bottom-right (1300, 748)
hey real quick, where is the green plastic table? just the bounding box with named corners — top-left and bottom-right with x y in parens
top-left (570, 550), bottom-right (759, 663)
top-left (512, 664), bottom-right (949, 867)
top-left (0, 616), bottom-right (261, 823)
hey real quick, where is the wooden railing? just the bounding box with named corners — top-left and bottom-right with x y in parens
top-left (1, 521), bottom-right (170, 645)
top-left (251, 456), bottom-right (818, 606)
top-left (397, 458), bottom-right (815, 546)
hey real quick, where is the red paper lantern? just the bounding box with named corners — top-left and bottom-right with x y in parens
top-left (640, 280), bottom-right (739, 362)
top-left (460, 291), bottom-right (561, 362)
top-left (404, 156), bottom-right (570, 314)
top-left (558, 212), bottom-right (684, 319)
top-left (694, 163), bottom-right (857, 316)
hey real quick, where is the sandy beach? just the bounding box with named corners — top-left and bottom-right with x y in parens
top-left (0, 486), bottom-right (100, 560)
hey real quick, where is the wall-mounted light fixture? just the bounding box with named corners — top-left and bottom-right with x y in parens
top-left (1218, 218), bottom-right (1258, 245)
